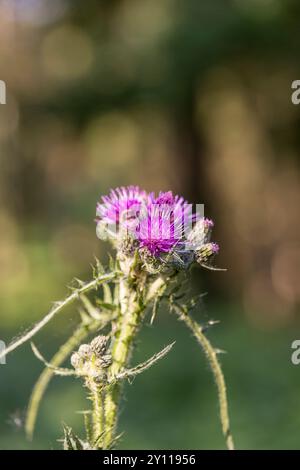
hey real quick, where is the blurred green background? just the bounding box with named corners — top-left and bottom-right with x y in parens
top-left (0, 0), bottom-right (300, 449)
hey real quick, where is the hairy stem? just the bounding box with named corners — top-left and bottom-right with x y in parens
top-left (174, 304), bottom-right (235, 450)
top-left (90, 381), bottom-right (106, 446)
top-left (103, 276), bottom-right (142, 449)
top-left (101, 275), bottom-right (167, 449)
top-left (26, 318), bottom-right (107, 439)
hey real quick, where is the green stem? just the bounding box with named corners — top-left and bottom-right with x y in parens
top-left (90, 381), bottom-right (106, 446)
top-left (174, 305), bottom-right (235, 450)
top-left (103, 276), bottom-right (142, 449)
top-left (86, 274), bottom-right (166, 450)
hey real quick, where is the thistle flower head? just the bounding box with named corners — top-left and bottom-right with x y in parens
top-left (96, 186), bottom-right (220, 272)
top-left (138, 204), bottom-right (184, 257)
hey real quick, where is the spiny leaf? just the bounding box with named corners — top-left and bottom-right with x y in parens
top-left (171, 301), bottom-right (234, 450)
top-left (31, 343), bottom-right (76, 376)
top-left (62, 423), bottom-right (84, 450)
top-left (108, 253), bottom-right (115, 272)
top-left (0, 272), bottom-right (116, 362)
top-left (103, 283), bottom-right (113, 304)
top-left (96, 299), bottom-right (116, 311)
top-left (199, 263), bottom-right (227, 272)
top-left (80, 294), bottom-right (102, 320)
top-left (115, 342), bottom-right (176, 382)
top-left (94, 256), bottom-right (105, 276)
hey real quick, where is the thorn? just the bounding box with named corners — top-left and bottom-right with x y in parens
top-left (74, 278), bottom-right (85, 287)
top-left (150, 298), bottom-right (158, 325)
top-left (200, 263), bottom-right (227, 272)
top-left (201, 319), bottom-right (220, 332)
top-left (215, 348), bottom-right (227, 355)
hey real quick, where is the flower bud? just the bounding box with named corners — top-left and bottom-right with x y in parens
top-left (99, 353), bottom-right (112, 368)
top-left (90, 335), bottom-right (108, 356)
top-left (96, 220), bottom-right (110, 240)
top-left (70, 352), bottom-right (81, 369)
top-left (78, 344), bottom-right (92, 358)
top-left (118, 234), bottom-right (139, 257)
top-left (139, 246), bottom-right (162, 273)
top-left (187, 218), bottom-right (214, 248)
top-left (195, 242), bottom-right (219, 264)
top-left (71, 335), bottom-right (112, 385)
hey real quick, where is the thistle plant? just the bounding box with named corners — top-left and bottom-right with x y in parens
top-left (0, 186), bottom-right (234, 450)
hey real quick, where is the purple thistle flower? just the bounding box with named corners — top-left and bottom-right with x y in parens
top-left (96, 186), bottom-right (148, 225)
top-left (95, 187), bottom-right (220, 269)
top-left (137, 191), bottom-right (193, 257)
top-left (138, 213), bottom-right (180, 256)
top-left (152, 191), bottom-right (194, 220)
top-left (153, 191), bottom-right (176, 205)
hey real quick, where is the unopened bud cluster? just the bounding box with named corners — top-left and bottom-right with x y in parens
top-left (71, 335), bottom-right (112, 385)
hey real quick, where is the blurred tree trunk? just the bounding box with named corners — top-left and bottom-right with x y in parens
top-left (171, 85), bottom-right (212, 212)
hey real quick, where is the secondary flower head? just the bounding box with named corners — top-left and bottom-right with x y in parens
top-left (137, 190), bottom-right (193, 257)
top-left (187, 217), bottom-right (214, 248)
top-left (96, 186), bottom-right (220, 272)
